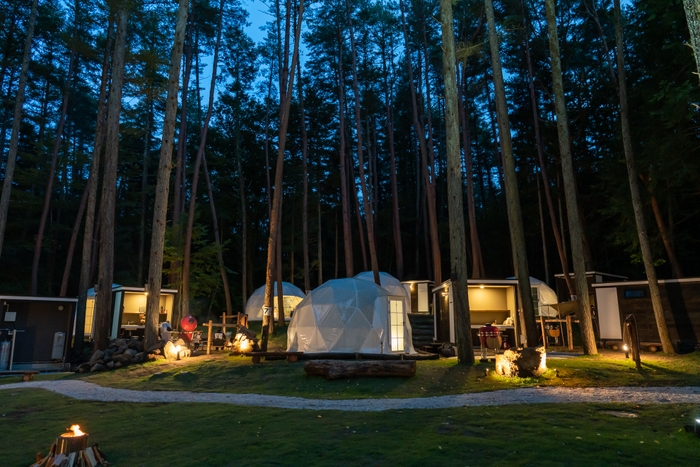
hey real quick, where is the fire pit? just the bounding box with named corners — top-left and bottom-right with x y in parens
top-left (31, 424), bottom-right (108, 466)
top-left (56, 425), bottom-right (88, 455)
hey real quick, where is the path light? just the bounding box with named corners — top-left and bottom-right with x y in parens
top-left (623, 343), bottom-right (629, 359)
top-left (683, 418), bottom-right (700, 438)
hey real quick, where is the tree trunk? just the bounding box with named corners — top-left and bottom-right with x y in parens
top-left (298, 65), bottom-right (310, 292)
top-left (30, 19), bottom-right (77, 295)
top-left (521, 0), bottom-right (573, 295)
top-left (73, 15), bottom-right (114, 352)
top-left (144, 0), bottom-right (189, 352)
top-left (137, 99), bottom-right (152, 285)
top-left (647, 185), bottom-right (684, 279)
top-left (60, 186), bottom-right (88, 297)
top-left (537, 178), bottom-right (550, 284)
top-left (457, 66), bottom-right (485, 279)
top-left (349, 145), bottom-right (368, 272)
top-left (181, 0), bottom-right (224, 320)
top-left (173, 22), bottom-right (192, 228)
top-left (202, 154), bottom-right (232, 316)
top-left (0, 0), bottom-right (38, 260)
top-left (262, 0), bottom-right (304, 342)
top-left (485, 0), bottom-right (537, 347)
top-left (336, 28), bottom-right (353, 277)
top-left (318, 201), bottom-right (323, 285)
top-left (399, 0), bottom-right (441, 285)
top-left (236, 132), bottom-right (247, 308)
top-left (382, 34), bottom-right (404, 280)
top-left (441, 0), bottom-right (473, 364)
top-left (545, 0), bottom-right (597, 354)
top-left (683, 0), bottom-right (700, 84)
top-left (614, 0), bottom-right (674, 354)
top-left (94, 3), bottom-right (129, 351)
top-left (345, 0), bottom-right (381, 286)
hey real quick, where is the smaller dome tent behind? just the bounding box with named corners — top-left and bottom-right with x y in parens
top-left (245, 282), bottom-right (306, 321)
top-left (287, 278), bottom-right (410, 354)
top-left (507, 277), bottom-right (560, 317)
top-left (354, 271), bottom-right (416, 354)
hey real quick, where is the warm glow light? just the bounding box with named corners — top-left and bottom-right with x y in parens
top-left (623, 344), bottom-right (629, 351)
top-left (69, 425), bottom-right (85, 436)
top-left (479, 285), bottom-right (485, 289)
top-left (174, 345), bottom-right (181, 353)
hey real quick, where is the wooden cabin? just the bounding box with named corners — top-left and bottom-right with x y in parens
top-left (432, 278), bottom-right (560, 349)
top-left (84, 285), bottom-right (176, 340)
top-left (554, 271), bottom-right (628, 303)
top-left (593, 278), bottom-right (700, 351)
top-left (0, 295), bottom-right (77, 371)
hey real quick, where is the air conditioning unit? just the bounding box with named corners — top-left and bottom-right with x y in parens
top-left (51, 332), bottom-right (66, 360)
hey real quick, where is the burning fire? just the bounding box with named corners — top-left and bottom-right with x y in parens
top-left (68, 425), bottom-right (85, 437)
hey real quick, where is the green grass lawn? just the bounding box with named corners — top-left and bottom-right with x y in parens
top-left (1, 389), bottom-right (698, 466)
top-left (12, 350), bottom-right (696, 400)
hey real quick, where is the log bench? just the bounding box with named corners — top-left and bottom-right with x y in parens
top-left (304, 359), bottom-right (416, 380)
top-left (244, 351), bottom-right (304, 364)
top-left (0, 370), bottom-right (40, 381)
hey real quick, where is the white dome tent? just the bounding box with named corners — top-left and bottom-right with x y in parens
top-left (506, 276), bottom-right (560, 317)
top-left (354, 271), bottom-right (416, 354)
top-left (287, 278), bottom-right (415, 354)
top-left (245, 282), bottom-right (306, 321)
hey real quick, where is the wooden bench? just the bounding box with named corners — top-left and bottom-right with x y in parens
top-left (244, 351), bottom-right (303, 364)
top-left (0, 370), bottom-right (40, 381)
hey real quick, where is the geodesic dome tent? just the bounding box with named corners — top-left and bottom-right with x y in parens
top-left (245, 282), bottom-right (306, 321)
top-left (287, 278), bottom-right (414, 354)
top-left (506, 276), bottom-right (560, 318)
top-left (354, 271), bottom-right (416, 354)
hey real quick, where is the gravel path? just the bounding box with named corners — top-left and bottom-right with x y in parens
top-left (2, 381), bottom-right (700, 412)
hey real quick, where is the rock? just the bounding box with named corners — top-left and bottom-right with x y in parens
top-left (148, 343), bottom-right (164, 354)
top-left (104, 348), bottom-right (115, 357)
top-left (118, 343), bottom-right (129, 353)
top-left (96, 359), bottom-right (105, 365)
top-left (438, 343), bottom-right (456, 358)
top-left (77, 363), bottom-right (91, 373)
top-left (495, 347), bottom-right (547, 378)
top-left (103, 357), bottom-right (112, 364)
top-left (89, 350), bottom-right (105, 367)
top-left (231, 327), bottom-right (259, 354)
top-left (115, 362), bottom-right (123, 368)
top-left (90, 363), bottom-right (106, 372)
top-left (131, 352), bottom-right (144, 364)
top-left (106, 361), bottom-right (115, 369)
top-left (114, 339), bottom-right (126, 348)
top-left (128, 339), bottom-right (144, 352)
top-left (147, 353), bottom-right (165, 361)
top-left (123, 349), bottom-right (137, 359)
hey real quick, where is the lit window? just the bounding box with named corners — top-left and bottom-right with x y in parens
top-left (389, 299), bottom-right (404, 352)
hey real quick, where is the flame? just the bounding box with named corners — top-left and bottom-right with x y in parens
top-left (68, 425), bottom-right (85, 436)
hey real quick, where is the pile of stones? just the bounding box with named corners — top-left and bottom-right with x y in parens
top-left (75, 338), bottom-right (147, 373)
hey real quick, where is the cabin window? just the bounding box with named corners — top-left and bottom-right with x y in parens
top-left (624, 288), bottom-right (646, 299)
top-left (389, 299), bottom-right (404, 352)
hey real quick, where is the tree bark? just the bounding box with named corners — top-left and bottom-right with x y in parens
top-left (236, 132), bottom-right (247, 308)
top-left (181, 0), bottom-right (224, 320)
top-left (545, 0), bottom-right (597, 354)
top-left (144, 0), bottom-right (189, 352)
top-left (30, 16), bottom-right (77, 295)
top-left (0, 0), bottom-right (38, 260)
top-left (614, 0), bottom-right (674, 354)
top-left (647, 185), bottom-right (684, 279)
top-left (336, 28), bottom-right (353, 277)
top-left (262, 0), bottom-right (304, 342)
top-left (60, 186), bottom-right (88, 297)
top-left (457, 66), bottom-right (484, 279)
top-left (521, 0), bottom-right (573, 295)
top-left (485, 0), bottom-right (538, 347)
top-left (345, 0), bottom-right (381, 286)
top-left (298, 65), bottom-right (310, 292)
top-left (441, 0), bottom-right (473, 364)
top-left (94, 3), bottom-right (129, 351)
top-left (73, 15), bottom-right (114, 351)
top-left (137, 99), bottom-right (152, 285)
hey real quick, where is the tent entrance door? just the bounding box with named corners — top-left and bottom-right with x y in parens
top-left (389, 299), bottom-right (404, 352)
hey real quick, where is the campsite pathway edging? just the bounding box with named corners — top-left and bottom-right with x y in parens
top-left (1, 381), bottom-right (700, 411)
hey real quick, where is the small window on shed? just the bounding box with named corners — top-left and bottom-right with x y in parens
top-left (624, 288), bottom-right (646, 299)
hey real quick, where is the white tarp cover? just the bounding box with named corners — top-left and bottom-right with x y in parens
top-left (287, 278), bottom-right (413, 354)
top-left (354, 271), bottom-right (416, 353)
top-left (508, 277), bottom-right (560, 317)
top-left (245, 282), bottom-right (306, 321)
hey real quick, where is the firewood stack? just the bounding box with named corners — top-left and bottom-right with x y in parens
top-left (30, 444), bottom-right (108, 467)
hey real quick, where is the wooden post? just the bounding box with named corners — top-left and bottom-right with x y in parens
top-left (566, 315), bottom-right (573, 351)
top-left (221, 312), bottom-right (227, 336)
top-left (539, 316), bottom-right (547, 349)
top-left (207, 319), bottom-right (213, 355)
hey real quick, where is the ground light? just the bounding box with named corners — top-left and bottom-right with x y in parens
top-left (683, 418), bottom-right (700, 438)
top-left (623, 343), bottom-right (629, 359)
